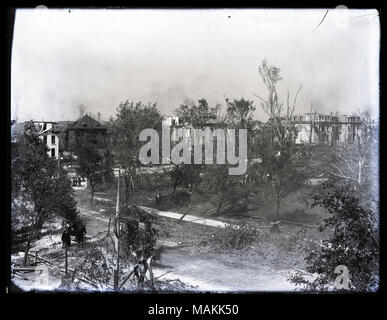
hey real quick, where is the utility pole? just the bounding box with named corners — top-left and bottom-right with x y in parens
top-left (113, 168), bottom-right (121, 290)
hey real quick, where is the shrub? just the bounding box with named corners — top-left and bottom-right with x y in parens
top-left (290, 182), bottom-right (379, 292)
top-left (210, 224), bottom-right (259, 252)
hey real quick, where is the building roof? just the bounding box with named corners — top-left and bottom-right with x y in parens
top-left (69, 114), bottom-right (106, 130)
top-left (32, 121), bottom-right (58, 124)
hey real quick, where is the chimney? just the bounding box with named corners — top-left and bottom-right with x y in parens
top-left (97, 112), bottom-right (101, 123)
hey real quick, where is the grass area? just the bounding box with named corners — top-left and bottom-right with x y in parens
top-left (79, 182), bottom-right (325, 224)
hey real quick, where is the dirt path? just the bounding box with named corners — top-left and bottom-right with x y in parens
top-left (77, 206), bottom-right (296, 291)
top-left (139, 206), bottom-right (238, 228)
top-left (12, 206), bottom-right (296, 292)
top-left (78, 207), bottom-right (111, 237)
top-left (154, 246), bottom-right (295, 291)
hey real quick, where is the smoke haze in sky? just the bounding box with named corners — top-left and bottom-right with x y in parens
top-left (11, 8), bottom-right (380, 122)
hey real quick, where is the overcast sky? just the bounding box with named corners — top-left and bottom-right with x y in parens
top-left (11, 8), bottom-right (380, 122)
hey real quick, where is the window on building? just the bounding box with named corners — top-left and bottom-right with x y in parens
top-left (51, 148), bottom-right (56, 157)
top-left (43, 135), bottom-right (47, 144)
top-left (319, 133), bottom-right (329, 143)
top-left (51, 135), bottom-right (56, 144)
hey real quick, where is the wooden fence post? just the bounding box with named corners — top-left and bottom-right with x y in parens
top-left (65, 247), bottom-right (68, 276)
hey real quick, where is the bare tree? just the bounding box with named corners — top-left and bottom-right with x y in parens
top-left (253, 59), bottom-right (307, 220)
top-left (255, 58), bottom-right (302, 150)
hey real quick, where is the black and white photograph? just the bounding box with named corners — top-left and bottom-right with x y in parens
top-left (8, 7), bottom-right (380, 293)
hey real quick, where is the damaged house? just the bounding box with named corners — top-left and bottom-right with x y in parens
top-left (64, 114), bottom-right (107, 151)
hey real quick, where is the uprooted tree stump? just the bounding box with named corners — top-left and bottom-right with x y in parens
top-left (270, 221), bottom-right (281, 234)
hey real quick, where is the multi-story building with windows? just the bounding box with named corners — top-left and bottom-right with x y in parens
top-left (291, 113), bottom-right (362, 145)
top-left (32, 121), bottom-right (61, 159)
top-left (162, 115), bottom-right (191, 141)
top-left (64, 114), bottom-right (107, 150)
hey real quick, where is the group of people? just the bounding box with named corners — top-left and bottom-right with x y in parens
top-left (72, 177), bottom-right (83, 187)
top-left (61, 220), bottom-right (87, 248)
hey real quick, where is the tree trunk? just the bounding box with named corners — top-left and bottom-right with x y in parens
top-left (276, 196), bottom-right (281, 220)
top-left (90, 183), bottom-right (94, 205)
top-left (216, 195), bottom-right (224, 216)
top-left (25, 214), bottom-right (41, 265)
top-left (35, 216), bottom-right (44, 240)
top-left (23, 238), bottom-right (31, 266)
top-left (114, 245), bottom-right (120, 290)
top-left (358, 160), bottom-right (362, 185)
top-left (65, 247), bottom-right (68, 275)
top-left (173, 178), bottom-right (178, 194)
top-left (35, 208), bottom-right (44, 240)
top-left (139, 260), bottom-right (147, 284)
top-left (147, 257), bottom-right (155, 291)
